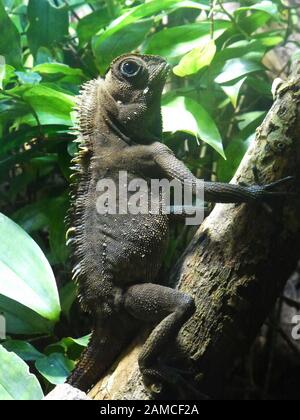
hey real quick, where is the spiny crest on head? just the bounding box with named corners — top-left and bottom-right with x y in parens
top-left (66, 79), bottom-right (101, 273)
top-left (73, 78), bottom-right (100, 139)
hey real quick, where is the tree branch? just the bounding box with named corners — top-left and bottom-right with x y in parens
top-left (89, 66), bottom-right (300, 400)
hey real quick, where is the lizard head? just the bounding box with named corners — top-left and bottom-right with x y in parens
top-left (103, 53), bottom-right (170, 143)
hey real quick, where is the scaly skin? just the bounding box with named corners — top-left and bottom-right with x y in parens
top-left (66, 54), bottom-right (292, 397)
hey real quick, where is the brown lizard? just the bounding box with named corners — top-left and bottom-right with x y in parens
top-left (66, 53), bottom-right (292, 397)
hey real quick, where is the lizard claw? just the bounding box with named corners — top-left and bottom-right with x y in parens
top-left (247, 176), bottom-right (296, 202)
top-left (263, 176), bottom-right (295, 191)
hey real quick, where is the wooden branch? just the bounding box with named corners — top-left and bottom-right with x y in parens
top-left (44, 384), bottom-right (91, 400)
top-left (45, 66), bottom-right (300, 401)
top-left (87, 66), bottom-right (300, 400)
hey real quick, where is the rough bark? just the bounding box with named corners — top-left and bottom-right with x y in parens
top-left (87, 65), bottom-right (300, 400)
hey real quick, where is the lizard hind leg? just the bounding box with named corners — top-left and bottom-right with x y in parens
top-left (123, 283), bottom-right (197, 399)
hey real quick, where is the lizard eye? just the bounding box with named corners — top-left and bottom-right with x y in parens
top-left (120, 60), bottom-right (141, 78)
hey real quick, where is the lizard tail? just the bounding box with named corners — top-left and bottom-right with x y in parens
top-left (66, 317), bottom-right (136, 393)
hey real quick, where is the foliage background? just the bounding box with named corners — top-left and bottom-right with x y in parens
top-left (0, 0), bottom-right (299, 399)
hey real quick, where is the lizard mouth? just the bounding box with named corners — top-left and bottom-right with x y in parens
top-left (153, 61), bottom-right (171, 84)
top-left (160, 62), bottom-right (171, 77)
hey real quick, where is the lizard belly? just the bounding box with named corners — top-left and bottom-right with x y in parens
top-left (94, 212), bottom-right (169, 284)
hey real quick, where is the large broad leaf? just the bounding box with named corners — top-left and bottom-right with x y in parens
top-left (162, 96), bottom-right (225, 158)
top-left (77, 7), bottom-right (111, 46)
top-left (173, 39), bottom-right (216, 77)
top-left (221, 77), bottom-right (247, 108)
top-left (7, 84), bottom-right (74, 126)
top-left (93, 19), bottom-right (154, 73)
top-left (0, 345), bottom-right (43, 400)
top-left (0, 213), bottom-right (60, 321)
top-left (217, 112), bottom-right (266, 182)
top-left (93, 0), bottom-right (209, 71)
top-left (15, 71), bottom-right (42, 85)
top-left (0, 2), bottom-right (21, 67)
top-left (45, 334), bottom-right (90, 360)
top-left (235, 1), bottom-right (278, 17)
top-left (27, 0), bottom-right (69, 56)
top-left (2, 340), bottom-right (43, 362)
top-left (0, 294), bottom-right (54, 335)
top-left (143, 21), bottom-right (228, 59)
top-left (33, 63), bottom-right (84, 84)
top-left (215, 59), bottom-right (263, 84)
top-left (35, 353), bottom-right (75, 385)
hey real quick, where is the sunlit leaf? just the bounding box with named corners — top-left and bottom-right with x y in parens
top-left (33, 63), bottom-right (83, 79)
top-left (35, 353), bottom-right (75, 385)
top-left (2, 340), bottom-right (43, 361)
top-left (93, 19), bottom-right (153, 72)
top-left (162, 96), bottom-right (225, 158)
top-left (235, 1), bottom-right (278, 17)
top-left (15, 71), bottom-right (42, 85)
top-left (174, 39), bottom-right (216, 77)
top-left (221, 77), bottom-right (247, 108)
top-left (215, 59), bottom-right (263, 84)
top-left (0, 294), bottom-right (54, 335)
top-left (0, 213), bottom-right (60, 321)
top-left (143, 21), bottom-right (228, 58)
top-left (0, 345), bottom-right (43, 400)
top-left (93, 0), bottom-right (210, 70)
top-left (7, 84), bottom-right (75, 126)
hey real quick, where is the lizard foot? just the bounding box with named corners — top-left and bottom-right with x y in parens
top-left (141, 365), bottom-right (209, 400)
top-left (239, 175), bottom-right (296, 204)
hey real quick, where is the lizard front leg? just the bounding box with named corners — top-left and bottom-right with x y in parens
top-left (151, 142), bottom-right (293, 204)
top-left (123, 283), bottom-right (198, 398)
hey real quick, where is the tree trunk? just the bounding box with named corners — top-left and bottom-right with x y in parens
top-left (86, 66), bottom-right (300, 399)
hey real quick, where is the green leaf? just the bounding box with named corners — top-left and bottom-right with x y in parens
top-left (27, 0), bottom-right (69, 56)
top-left (0, 294), bottom-right (54, 335)
top-left (217, 136), bottom-right (253, 182)
top-left (0, 2), bottom-right (21, 67)
top-left (0, 213), bottom-right (60, 321)
top-left (71, 334), bottom-right (90, 347)
top-left (93, 0), bottom-right (209, 65)
top-left (174, 39), bottom-right (216, 77)
top-left (0, 345), bottom-right (43, 400)
top-left (215, 59), bottom-right (263, 84)
top-left (2, 340), bottom-right (43, 361)
top-left (93, 19), bottom-right (154, 73)
top-left (60, 281), bottom-right (77, 318)
top-left (237, 11), bottom-right (273, 35)
top-left (221, 77), bottom-right (247, 108)
top-left (162, 96), bottom-right (225, 158)
top-left (237, 111), bottom-right (266, 131)
top-left (48, 195), bottom-right (69, 264)
top-left (45, 334), bottom-right (90, 360)
top-left (15, 71), bottom-right (42, 85)
top-left (217, 112), bottom-right (266, 182)
top-left (7, 84), bottom-right (75, 126)
top-left (0, 56), bottom-right (5, 89)
top-left (33, 63), bottom-right (83, 79)
top-left (235, 1), bottom-right (278, 17)
top-left (143, 21), bottom-right (228, 58)
top-left (77, 7), bottom-right (111, 46)
top-left (13, 199), bottom-right (52, 232)
top-left (35, 353), bottom-right (75, 385)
